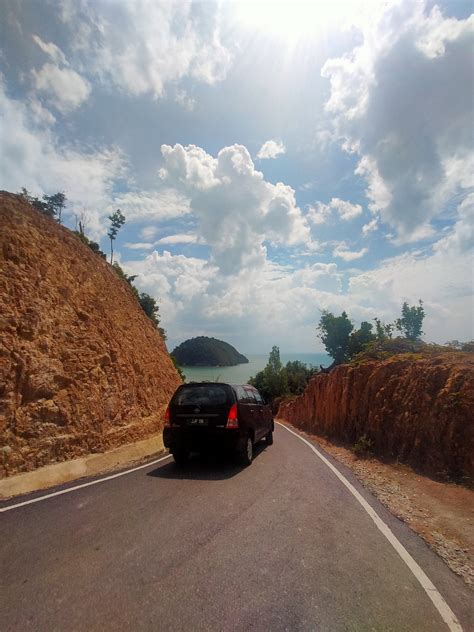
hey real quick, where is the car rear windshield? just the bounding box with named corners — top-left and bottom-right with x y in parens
top-left (173, 385), bottom-right (231, 406)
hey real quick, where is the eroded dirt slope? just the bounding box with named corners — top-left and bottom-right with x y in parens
top-left (278, 355), bottom-right (474, 482)
top-left (0, 192), bottom-right (181, 476)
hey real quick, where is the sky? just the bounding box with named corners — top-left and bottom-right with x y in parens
top-left (0, 0), bottom-right (473, 353)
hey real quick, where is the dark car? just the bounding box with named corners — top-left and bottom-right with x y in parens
top-left (163, 382), bottom-right (274, 466)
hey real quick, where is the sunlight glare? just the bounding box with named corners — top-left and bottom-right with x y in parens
top-left (232, 0), bottom-right (363, 41)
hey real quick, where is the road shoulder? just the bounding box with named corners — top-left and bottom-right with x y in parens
top-left (0, 434), bottom-right (165, 500)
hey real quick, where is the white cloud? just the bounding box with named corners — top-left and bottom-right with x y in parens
top-left (32, 35), bottom-right (68, 65)
top-left (306, 197), bottom-right (362, 225)
top-left (257, 139), bottom-right (286, 160)
top-left (32, 63), bottom-right (91, 113)
top-left (123, 249), bottom-right (347, 352)
top-left (120, 194), bottom-right (473, 352)
top-left (322, 2), bottom-right (474, 241)
top-left (123, 249), bottom-right (217, 327)
top-left (124, 233), bottom-right (199, 251)
top-left (0, 77), bottom-right (125, 238)
top-left (27, 98), bottom-right (56, 126)
top-left (329, 197), bottom-right (362, 220)
top-left (124, 242), bottom-right (155, 250)
top-left (333, 242), bottom-right (368, 261)
top-left (112, 190), bottom-right (191, 223)
top-left (57, 0), bottom-right (232, 99)
top-left (159, 143), bottom-right (310, 273)
top-left (348, 247), bottom-right (473, 344)
top-left (139, 226), bottom-right (158, 241)
top-left (433, 193), bottom-right (474, 255)
top-left (362, 217), bottom-right (378, 236)
top-left (157, 234), bottom-right (198, 245)
top-left (306, 201), bottom-right (332, 225)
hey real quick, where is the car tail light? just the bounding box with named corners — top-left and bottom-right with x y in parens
top-left (164, 406), bottom-right (171, 427)
top-left (226, 404), bottom-right (239, 429)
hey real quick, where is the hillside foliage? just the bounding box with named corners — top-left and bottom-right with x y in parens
top-left (249, 346), bottom-right (317, 406)
top-left (317, 301), bottom-right (427, 366)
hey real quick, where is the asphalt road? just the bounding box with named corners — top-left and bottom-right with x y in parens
top-left (1, 424), bottom-right (472, 632)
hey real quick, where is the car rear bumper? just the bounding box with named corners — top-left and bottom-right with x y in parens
top-left (163, 426), bottom-right (243, 453)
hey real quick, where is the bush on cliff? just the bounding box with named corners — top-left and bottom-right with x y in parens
top-left (112, 262), bottom-right (167, 339)
top-left (351, 337), bottom-right (471, 363)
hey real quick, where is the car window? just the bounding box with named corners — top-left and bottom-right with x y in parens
top-left (253, 390), bottom-right (264, 404)
top-left (244, 387), bottom-right (257, 403)
top-left (234, 386), bottom-right (246, 402)
top-left (174, 385), bottom-right (229, 406)
top-left (234, 385), bottom-right (254, 403)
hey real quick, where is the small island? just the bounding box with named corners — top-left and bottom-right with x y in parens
top-left (171, 336), bottom-right (249, 367)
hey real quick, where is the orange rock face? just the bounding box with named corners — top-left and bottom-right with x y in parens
top-left (0, 192), bottom-right (182, 477)
top-left (278, 355), bottom-right (474, 481)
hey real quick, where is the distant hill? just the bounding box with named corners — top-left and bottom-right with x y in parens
top-left (172, 337), bottom-right (249, 367)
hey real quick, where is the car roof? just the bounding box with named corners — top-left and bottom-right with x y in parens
top-left (181, 382), bottom-right (254, 389)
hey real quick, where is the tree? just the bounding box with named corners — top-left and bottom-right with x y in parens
top-left (348, 321), bottom-right (376, 357)
top-left (317, 310), bottom-right (353, 364)
top-left (284, 360), bottom-right (316, 395)
top-left (18, 187), bottom-right (33, 203)
top-left (44, 192), bottom-right (66, 224)
top-left (18, 187), bottom-right (65, 219)
top-left (395, 300), bottom-right (425, 341)
top-left (107, 209), bottom-right (126, 264)
top-left (373, 318), bottom-right (394, 341)
top-left (138, 292), bottom-right (167, 339)
top-left (138, 292), bottom-right (160, 326)
top-left (33, 197), bottom-right (54, 216)
top-left (249, 346), bottom-right (288, 402)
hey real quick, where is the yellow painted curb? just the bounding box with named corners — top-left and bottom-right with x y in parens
top-left (0, 434), bottom-right (166, 500)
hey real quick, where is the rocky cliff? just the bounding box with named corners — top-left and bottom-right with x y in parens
top-left (0, 192), bottom-right (181, 477)
top-left (278, 354), bottom-right (474, 482)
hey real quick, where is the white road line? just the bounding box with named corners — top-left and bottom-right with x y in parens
top-left (276, 422), bottom-right (463, 632)
top-left (0, 453), bottom-right (172, 513)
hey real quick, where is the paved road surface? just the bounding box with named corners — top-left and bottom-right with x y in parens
top-left (1, 424), bottom-right (472, 631)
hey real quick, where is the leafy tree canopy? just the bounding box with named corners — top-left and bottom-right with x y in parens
top-left (317, 310), bottom-right (353, 364)
top-left (318, 301), bottom-right (426, 365)
top-left (395, 300), bottom-right (425, 341)
top-left (249, 347), bottom-right (317, 404)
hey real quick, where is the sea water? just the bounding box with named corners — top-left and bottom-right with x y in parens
top-left (179, 352), bottom-right (331, 384)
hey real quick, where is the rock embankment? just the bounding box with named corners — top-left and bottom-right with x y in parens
top-left (0, 192), bottom-right (181, 477)
top-left (278, 354), bottom-right (474, 482)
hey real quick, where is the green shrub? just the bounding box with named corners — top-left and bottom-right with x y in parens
top-left (352, 434), bottom-right (374, 457)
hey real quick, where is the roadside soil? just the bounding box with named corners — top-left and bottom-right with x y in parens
top-left (277, 420), bottom-right (474, 589)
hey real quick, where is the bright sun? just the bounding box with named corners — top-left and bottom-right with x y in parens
top-left (232, 0), bottom-right (371, 41)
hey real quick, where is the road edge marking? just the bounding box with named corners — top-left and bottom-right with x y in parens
top-left (0, 453), bottom-right (172, 513)
top-left (276, 422), bottom-right (463, 632)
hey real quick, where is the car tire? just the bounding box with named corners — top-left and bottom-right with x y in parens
top-left (265, 427), bottom-right (273, 445)
top-left (239, 435), bottom-right (253, 466)
top-left (172, 448), bottom-right (190, 466)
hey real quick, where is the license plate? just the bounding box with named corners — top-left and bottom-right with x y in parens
top-left (188, 418), bottom-right (207, 426)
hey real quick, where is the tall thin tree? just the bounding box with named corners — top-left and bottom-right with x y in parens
top-left (107, 209), bottom-right (126, 264)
